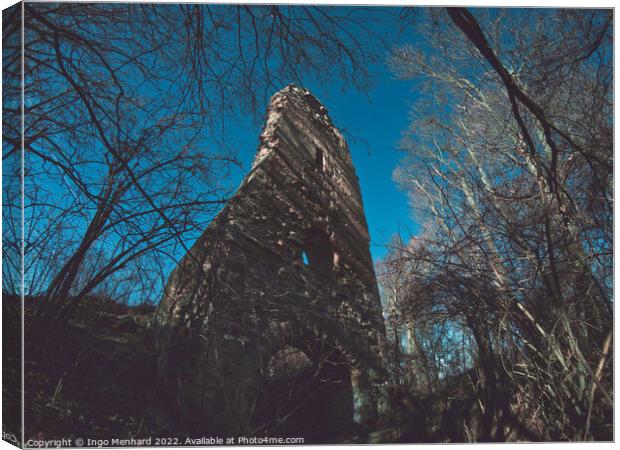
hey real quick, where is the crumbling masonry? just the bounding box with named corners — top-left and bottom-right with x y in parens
top-left (154, 85), bottom-right (388, 440)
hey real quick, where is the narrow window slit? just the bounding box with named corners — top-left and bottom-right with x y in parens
top-left (315, 148), bottom-right (324, 172)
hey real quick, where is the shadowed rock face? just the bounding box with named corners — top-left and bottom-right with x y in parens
top-left (153, 85), bottom-right (388, 440)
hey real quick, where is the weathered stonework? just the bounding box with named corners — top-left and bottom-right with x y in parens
top-left (153, 85), bottom-right (388, 440)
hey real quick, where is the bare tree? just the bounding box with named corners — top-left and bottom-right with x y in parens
top-left (2, 3), bottom-right (383, 338)
top-left (386, 7), bottom-right (612, 440)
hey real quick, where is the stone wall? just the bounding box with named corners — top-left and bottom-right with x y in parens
top-left (153, 85), bottom-right (388, 440)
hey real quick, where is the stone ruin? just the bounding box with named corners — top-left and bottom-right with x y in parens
top-left (153, 85), bottom-right (389, 441)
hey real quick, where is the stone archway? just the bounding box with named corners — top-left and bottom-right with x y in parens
top-left (255, 335), bottom-right (356, 442)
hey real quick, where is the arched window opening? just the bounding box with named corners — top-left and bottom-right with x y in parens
top-left (301, 227), bottom-right (333, 276)
top-left (301, 250), bottom-right (310, 266)
top-left (266, 346), bottom-right (313, 381)
top-left (315, 148), bottom-right (325, 172)
top-left (258, 341), bottom-right (354, 441)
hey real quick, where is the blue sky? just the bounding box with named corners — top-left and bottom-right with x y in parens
top-left (15, 5), bottom-right (427, 301)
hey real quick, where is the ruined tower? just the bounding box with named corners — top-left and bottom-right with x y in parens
top-left (153, 85), bottom-right (388, 441)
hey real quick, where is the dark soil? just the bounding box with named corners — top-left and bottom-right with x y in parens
top-left (4, 295), bottom-right (193, 443)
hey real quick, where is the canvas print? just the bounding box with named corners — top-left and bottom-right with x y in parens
top-left (2, 1), bottom-right (614, 446)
